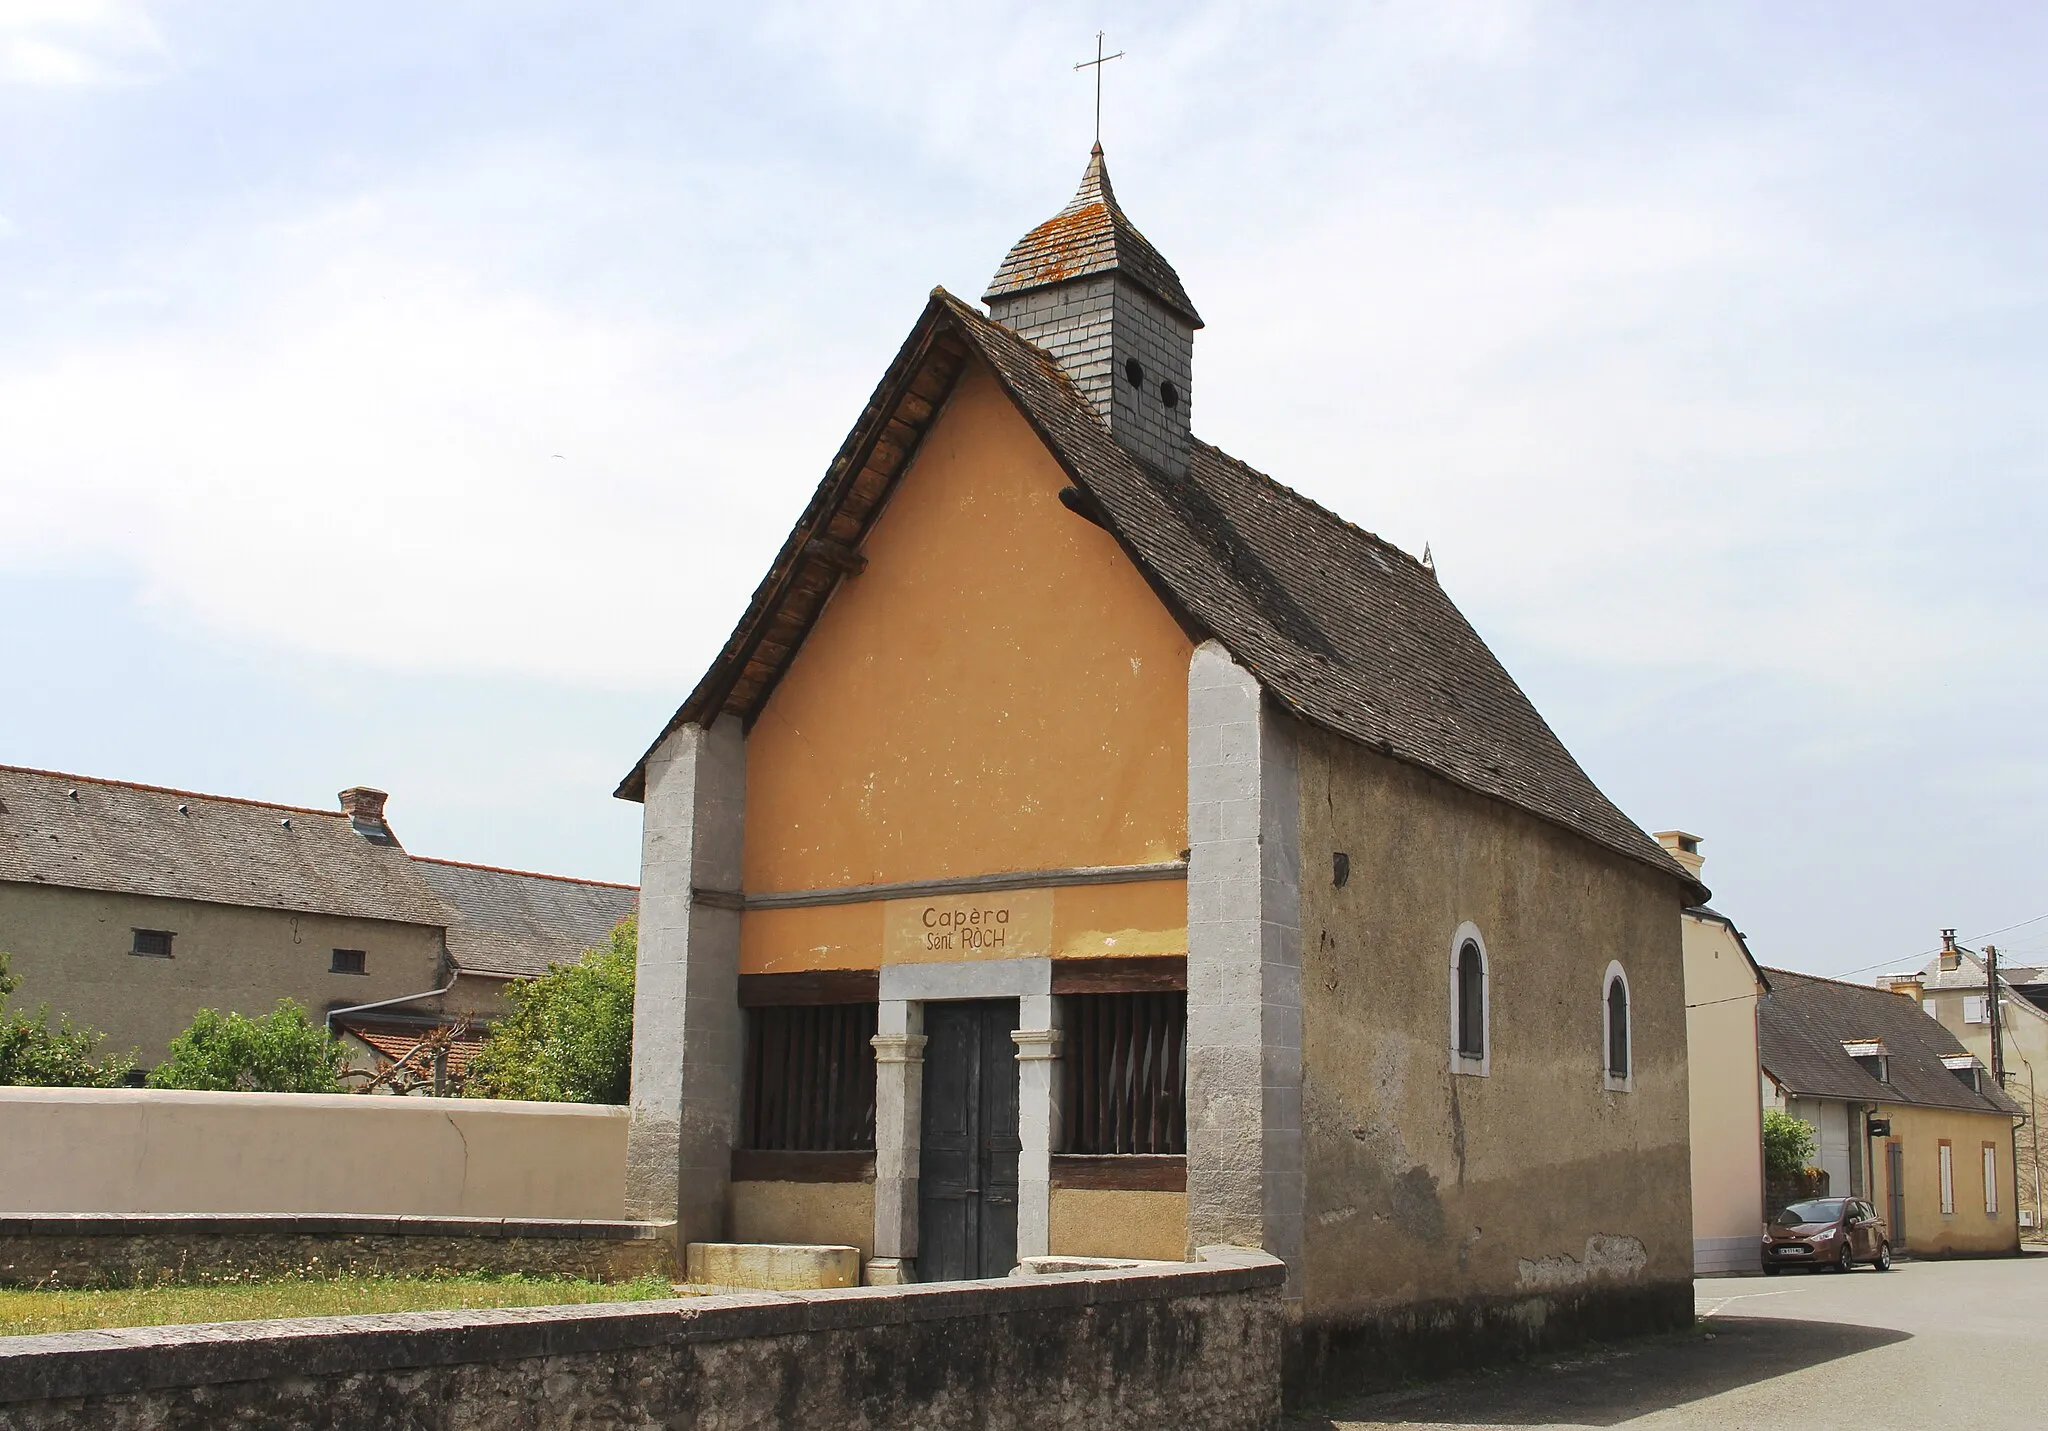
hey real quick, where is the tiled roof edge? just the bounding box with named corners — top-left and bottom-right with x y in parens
top-left (0, 764), bottom-right (346, 822)
top-left (409, 855), bottom-right (638, 892)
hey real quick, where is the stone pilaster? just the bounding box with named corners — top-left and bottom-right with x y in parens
top-left (868, 1000), bottom-right (927, 1283)
top-left (1184, 641), bottom-right (1303, 1294)
top-left (624, 715), bottom-right (746, 1242)
top-left (1013, 992), bottom-right (1065, 1260)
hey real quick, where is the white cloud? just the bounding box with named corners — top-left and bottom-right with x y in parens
top-left (0, 148), bottom-right (900, 692)
top-left (0, 0), bottom-right (166, 86)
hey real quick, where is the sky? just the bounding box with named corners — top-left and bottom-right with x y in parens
top-left (2, 2), bottom-right (2043, 981)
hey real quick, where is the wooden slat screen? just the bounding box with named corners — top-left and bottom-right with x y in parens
top-left (740, 1003), bottom-right (878, 1151)
top-left (1061, 992), bottom-right (1186, 1155)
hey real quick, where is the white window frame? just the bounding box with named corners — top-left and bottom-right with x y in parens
top-left (1449, 922), bottom-right (1490, 1078)
top-left (1985, 1144), bottom-right (1999, 1216)
top-left (1601, 960), bottom-right (1632, 1092)
top-left (1939, 1141), bottom-right (1955, 1216)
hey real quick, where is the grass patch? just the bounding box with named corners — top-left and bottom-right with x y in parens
top-left (0, 1272), bottom-right (677, 1339)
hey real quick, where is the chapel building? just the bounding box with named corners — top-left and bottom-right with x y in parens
top-left (620, 146), bottom-right (1705, 1385)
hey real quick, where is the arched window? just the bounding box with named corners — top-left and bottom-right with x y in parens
top-left (1603, 962), bottom-right (1632, 1091)
top-left (1450, 925), bottom-right (1489, 1075)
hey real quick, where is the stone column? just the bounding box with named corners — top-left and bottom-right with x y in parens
top-left (1184, 641), bottom-right (1303, 1294)
top-left (1013, 993), bottom-right (1065, 1260)
top-left (868, 999), bottom-right (926, 1284)
top-left (624, 715), bottom-right (746, 1243)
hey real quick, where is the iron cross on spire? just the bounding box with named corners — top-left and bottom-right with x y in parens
top-left (1074, 32), bottom-right (1124, 146)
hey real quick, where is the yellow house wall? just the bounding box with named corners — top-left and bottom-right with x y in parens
top-left (729, 1181), bottom-right (877, 1260)
top-left (739, 358), bottom-right (1192, 972)
top-left (1682, 913), bottom-right (1766, 1258)
top-left (1049, 1189), bottom-right (1188, 1262)
top-left (0, 882), bottom-right (446, 1066)
top-left (1919, 985), bottom-right (2048, 1233)
top-left (1876, 1103), bottom-right (2019, 1258)
top-left (1298, 733), bottom-right (1693, 1322)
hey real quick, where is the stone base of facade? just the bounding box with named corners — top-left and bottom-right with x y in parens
top-left (1693, 1235), bottom-right (1762, 1277)
top-left (1287, 1280), bottom-right (1696, 1405)
top-left (0, 1214), bottom-right (674, 1289)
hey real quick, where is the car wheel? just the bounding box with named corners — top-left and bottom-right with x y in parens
top-left (1836, 1246), bottom-right (1855, 1273)
top-left (1874, 1242), bottom-right (1892, 1271)
top-left (1763, 1264), bottom-right (1780, 1276)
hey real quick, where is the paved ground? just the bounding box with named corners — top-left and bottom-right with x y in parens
top-left (1292, 1254), bottom-right (2046, 1430)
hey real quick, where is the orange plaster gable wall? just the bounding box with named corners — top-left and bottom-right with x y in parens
top-left (743, 358), bottom-right (1193, 898)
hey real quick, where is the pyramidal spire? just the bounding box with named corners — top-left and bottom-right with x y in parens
top-left (984, 147), bottom-right (1202, 477)
top-left (983, 145), bottom-right (1201, 327)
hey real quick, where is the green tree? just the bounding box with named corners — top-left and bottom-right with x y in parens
top-left (148, 999), bottom-right (350, 1093)
top-left (0, 952), bottom-right (136, 1088)
top-left (465, 917), bottom-right (635, 1104)
top-left (1763, 1108), bottom-right (1817, 1180)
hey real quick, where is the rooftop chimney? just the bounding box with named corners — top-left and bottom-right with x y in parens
top-left (338, 786), bottom-right (399, 847)
top-left (1940, 928), bottom-right (1960, 973)
top-left (1654, 830), bottom-right (1705, 881)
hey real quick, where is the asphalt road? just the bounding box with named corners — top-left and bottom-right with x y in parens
top-left (1294, 1253), bottom-right (2046, 1431)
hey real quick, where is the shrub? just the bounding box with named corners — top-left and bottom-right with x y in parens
top-left (464, 917), bottom-right (635, 1104)
top-left (0, 952), bottom-right (136, 1087)
top-left (1763, 1108), bottom-right (1817, 1181)
top-left (148, 999), bottom-right (350, 1093)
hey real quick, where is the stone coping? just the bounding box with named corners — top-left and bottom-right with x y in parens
top-left (0, 1214), bottom-right (670, 1242)
top-left (0, 1246), bottom-right (1282, 1405)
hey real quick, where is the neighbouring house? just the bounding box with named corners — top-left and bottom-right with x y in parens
top-left (1656, 832), bottom-right (1769, 1276)
top-left (1882, 932), bottom-right (2048, 1231)
top-left (0, 764), bottom-right (635, 1079)
top-left (619, 143), bottom-right (1706, 1383)
top-left (1760, 966), bottom-right (2021, 1259)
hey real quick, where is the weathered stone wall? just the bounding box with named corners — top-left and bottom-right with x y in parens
top-left (0, 1215), bottom-right (672, 1289)
top-left (0, 1247), bottom-right (1285, 1431)
top-left (0, 883), bottom-right (447, 1068)
top-left (1293, 732), bottom-right (1695, 1396)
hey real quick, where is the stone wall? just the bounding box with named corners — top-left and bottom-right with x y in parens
top-left (0, 1215), bottom-right (671, 1289)
top-left (1292, 728), bottom-right (1696, 1397)
top-left (0, 1246), bottom-right (1285, 1431)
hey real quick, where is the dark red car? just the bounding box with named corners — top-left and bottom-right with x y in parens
top-left (1762, 1197), bottom-right (1893, 1274)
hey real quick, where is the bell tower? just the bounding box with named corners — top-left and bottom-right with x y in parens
top-left (983, 146), bottom-right (1203, 478)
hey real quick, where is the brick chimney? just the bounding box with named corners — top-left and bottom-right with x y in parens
top-left (1882, 974), bottom-right (1926, 1005)
top-left (1654, 830), bottom-right (1705, 881)
top-left (338, 786), bottom-right (399, 847)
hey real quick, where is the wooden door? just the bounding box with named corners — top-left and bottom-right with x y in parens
top-left (917, 1000), bottom-right (1020, 1281)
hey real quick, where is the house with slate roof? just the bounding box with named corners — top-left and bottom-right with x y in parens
top-left (1882, 932), bottom-right (2048, 1233)
top-left (0, 764), bottom-right (635, 1077)
top-left (1761, 966), bottom-right (2021, 1259)
top-left (619, 145), bottom-right (1704, 1388)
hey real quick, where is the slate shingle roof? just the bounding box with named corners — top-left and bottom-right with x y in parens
top-left (621, 291), bottom-right (1698, 899)
top-left (1760, 967), bottom-right (2022, 1115)
top-left (0, 764), bottom-right (449, 927)
top-left (414, 858), bottom-right (638, 979)
top-left (983, 145), bottom-right (1203, 327)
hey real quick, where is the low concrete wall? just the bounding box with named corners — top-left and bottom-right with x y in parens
top-left (0, 1215), bottom-right (671, 1289)
top-left (0, 1247), bottom-right (1285, 1430)
top-left (0, 1087), bottom-right (626, 1220)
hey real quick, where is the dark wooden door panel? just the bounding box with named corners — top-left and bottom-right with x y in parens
top-left (918, 1000), bottom-right (1019, 1282)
